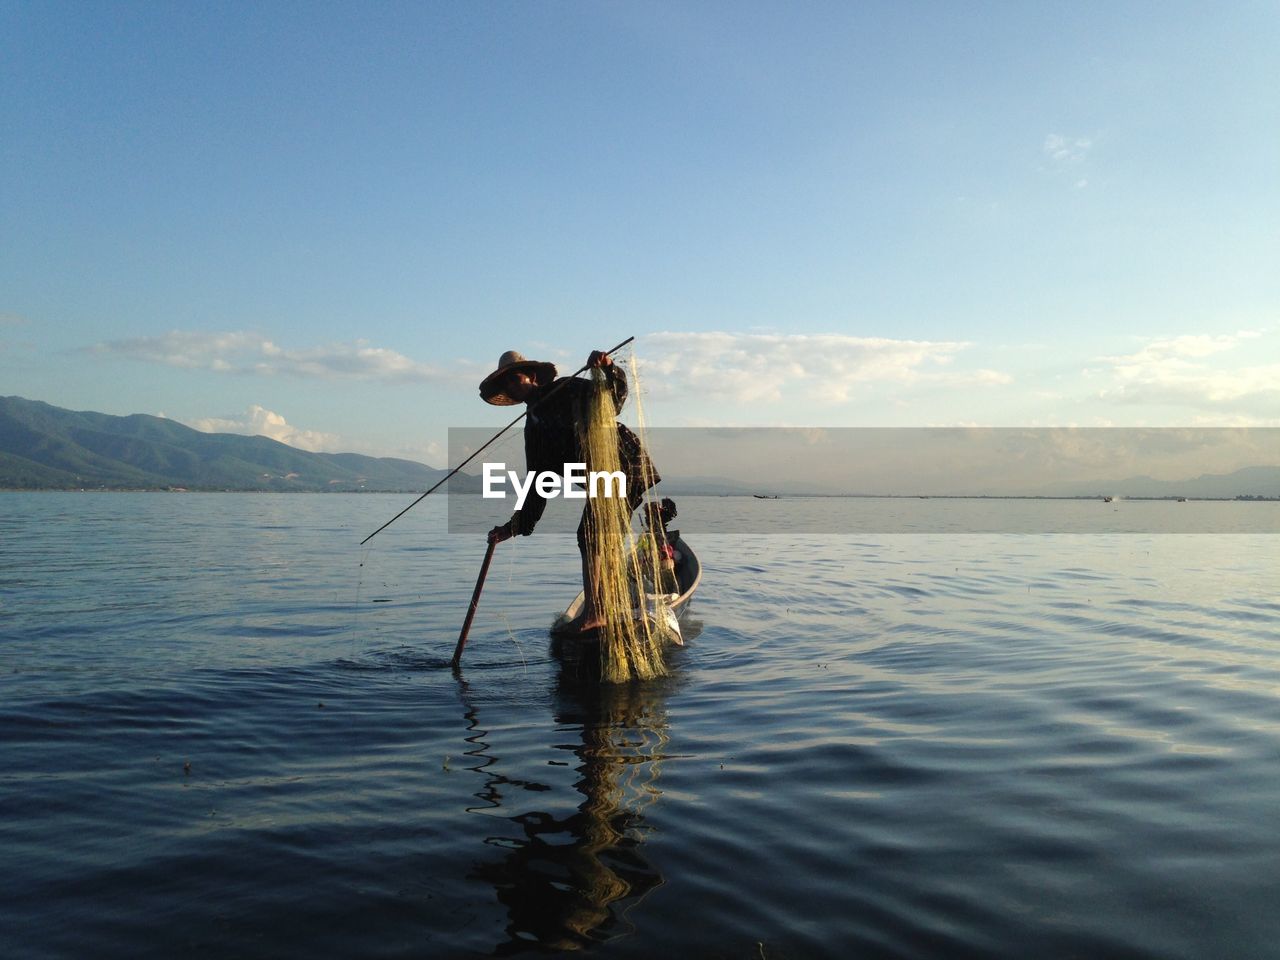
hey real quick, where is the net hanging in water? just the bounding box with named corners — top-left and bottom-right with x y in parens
top-left (577, 363), bottom-right (670, 683)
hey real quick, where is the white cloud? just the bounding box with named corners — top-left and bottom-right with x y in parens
top-left (89, 330), bottom-right (462, 383)
top-left (1095, 330), bottom-right (1280, 421)
top-left (960, 368), bottom-right (1014, 386)
top-left (637, 331), bottom-right (1004, 406)
top-left (184, 405), bottom-right (342, 452)
top-left (396, 440), bottom-right (444, 464)
top-left (1043, 133), bottom-right (1092, 165)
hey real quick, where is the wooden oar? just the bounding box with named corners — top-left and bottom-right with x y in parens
top-left (451, 539), bottom-right (497, 669)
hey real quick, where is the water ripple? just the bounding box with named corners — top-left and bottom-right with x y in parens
top-left (3, 495), bottom-right (1280, 958)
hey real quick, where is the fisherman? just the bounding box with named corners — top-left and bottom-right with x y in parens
top-left (639, 497), bottom-right (679, 595)
top-left (480, 348), bottom-right (660, 637)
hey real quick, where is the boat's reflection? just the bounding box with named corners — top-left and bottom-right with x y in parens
top-left (459, 654), bottom-right (680, 953)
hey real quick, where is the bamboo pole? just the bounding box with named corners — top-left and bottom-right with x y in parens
top-left (451, 539), bottom-right (496, 669)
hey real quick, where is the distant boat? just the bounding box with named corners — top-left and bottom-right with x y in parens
top-left (753, 494), bottom-right (779, 499)
top-left (1102, 496), bottom-right (1114, 503)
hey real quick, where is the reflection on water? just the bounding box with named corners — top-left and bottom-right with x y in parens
top-left (8, 495), bottom-right (1280, 958)
top-left (459, 665), bottom-right (677, 953)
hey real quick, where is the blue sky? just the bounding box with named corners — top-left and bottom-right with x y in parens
top-left (2, 1), bottom-right (1277, 466)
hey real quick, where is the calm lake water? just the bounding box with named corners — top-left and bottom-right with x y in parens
top-left (2, 492), bottom-right (1279, 958)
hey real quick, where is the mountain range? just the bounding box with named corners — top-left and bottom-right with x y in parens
top-left (647, 467), bottom-right (1280, 499)
top-left (1036, 466), bottom-right (1280, 500)
top-left (2, 396), bottom-right (1277, 498)
top-left (0, 396), bottom-right (475, 492)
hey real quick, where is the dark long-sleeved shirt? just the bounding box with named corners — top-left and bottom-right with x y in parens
top-left (512, 364), bottom-right (658, 535)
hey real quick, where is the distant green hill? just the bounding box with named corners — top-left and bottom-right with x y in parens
top-left (0, 396), bottom-right (473, 492)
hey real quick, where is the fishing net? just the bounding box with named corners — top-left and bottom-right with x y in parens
top-left (578, 364), bottom-right (670, 683)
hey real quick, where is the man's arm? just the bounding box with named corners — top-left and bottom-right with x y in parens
top-left (509, 414), bottom-right (554, 537)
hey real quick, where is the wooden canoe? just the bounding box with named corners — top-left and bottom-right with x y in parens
top-left (556, 531), bottom-right (701, 642)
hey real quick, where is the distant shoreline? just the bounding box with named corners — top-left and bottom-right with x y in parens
top-left (3, 488), bottom-right (1277, 502)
